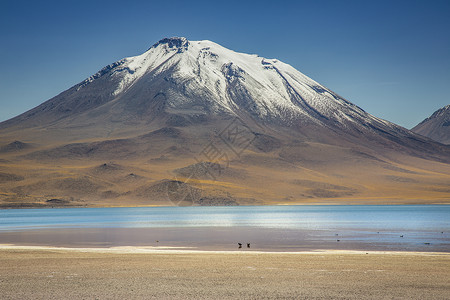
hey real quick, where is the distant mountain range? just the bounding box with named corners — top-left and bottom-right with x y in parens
top-left (0, 37), bottom-right (449, 207)
top-left (412, 104), bottom-right (450, 145)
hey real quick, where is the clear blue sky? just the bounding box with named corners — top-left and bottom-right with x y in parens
top-left (1, 0), bottom-right (449, 128)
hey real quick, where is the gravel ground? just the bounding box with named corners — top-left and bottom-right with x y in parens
top-left (0, 248), bottom-right (449, 299)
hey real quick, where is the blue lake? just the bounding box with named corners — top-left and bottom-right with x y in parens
top-left (0, 205), bottom-right (449, 251)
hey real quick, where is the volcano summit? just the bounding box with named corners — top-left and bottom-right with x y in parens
top-left (0, 37), bottom-right (449, 207)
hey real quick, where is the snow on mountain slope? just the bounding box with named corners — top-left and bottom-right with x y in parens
top-left (71, 37), bottom-right (398, 132)
top-left (413, 104), bottom-right (450, 144)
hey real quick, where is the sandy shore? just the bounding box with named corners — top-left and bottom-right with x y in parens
top-left (0, 246), bottom-right (449, 299)
top-left (1, 226), bottom-right (448, 252)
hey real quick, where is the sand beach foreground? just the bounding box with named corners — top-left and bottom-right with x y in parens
top-left (0, 246), bottom-right (448, 299)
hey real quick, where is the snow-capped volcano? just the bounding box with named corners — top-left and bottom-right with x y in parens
top-left (1, 37), bottom-right (449, 208)
top-left (74, 37), bottom-right (393, 129)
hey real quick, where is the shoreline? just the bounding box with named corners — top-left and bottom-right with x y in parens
top-left (1, 203), bottom-right (450, 209)
top-left (1, 225), bottom-right (448, 252)
top-left (1, 226), bottom-right (448, 253)
top-left (1, 244), bottom-right (449, 256)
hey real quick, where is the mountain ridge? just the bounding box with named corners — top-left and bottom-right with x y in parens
top-left (412, 104), bottom-right (450, 144)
